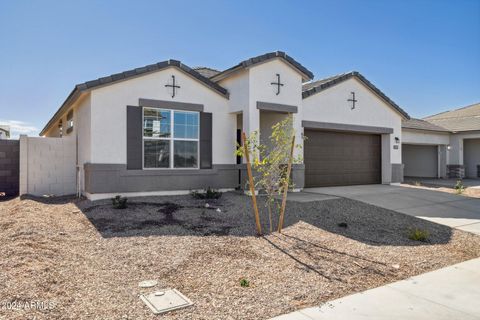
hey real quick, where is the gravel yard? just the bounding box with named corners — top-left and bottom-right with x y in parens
top-left (1, 192), bottom-right (480, 320)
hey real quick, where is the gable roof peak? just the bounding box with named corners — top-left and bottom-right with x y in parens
top-left (302, 71), bottom-right (410, 120)
top-left (39, 59), bottom-right (229, 136)
top-left (212, 51), bottom-right (314, 82)
top-left (193, 66), bottom-right (221, 78)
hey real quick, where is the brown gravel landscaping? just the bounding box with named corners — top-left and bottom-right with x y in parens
top-left (1, 192), bottom-right (480, 320)
top-left (401, 183), bottom-right (480, 198)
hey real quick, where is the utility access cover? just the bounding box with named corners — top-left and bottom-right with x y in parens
top-left (140, 289), bottom-right (193, 314)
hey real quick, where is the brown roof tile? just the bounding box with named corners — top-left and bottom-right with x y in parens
top-left (424, 103), bottom-right (480, 132)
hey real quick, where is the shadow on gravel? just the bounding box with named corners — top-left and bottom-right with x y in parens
top-left (43, 191), bottom-right (456, 246)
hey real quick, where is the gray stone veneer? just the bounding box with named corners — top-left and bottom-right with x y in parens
top-left (84, 163), bottom-right (306, 195)
top-left (84, 164), bottom-right (239, 194)
top-left (447, 165), bottom-right (465, 179)
top-left (391, 163), bottom-right (404, 183)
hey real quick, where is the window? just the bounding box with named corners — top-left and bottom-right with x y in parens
top-left (143, 108), bottom-right (199, 169)
top-left (66, 110), bottom-right (74, 134)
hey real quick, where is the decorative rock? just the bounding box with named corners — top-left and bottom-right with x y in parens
top-left (392, 264), bottom-right (400, 269)
top-left (139, 280), bottom-right (158, 288)
top-left (216, 208), bottom-right (221, 213)
top-left (205, 203), bottom-right (210, 208)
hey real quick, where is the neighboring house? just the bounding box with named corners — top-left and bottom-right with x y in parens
top-left (402, 103), bottom-right (480, 179)
top-left (38, 51), bottom-right (413, 200)
top-left (0, 125), bottom-right (10, 139)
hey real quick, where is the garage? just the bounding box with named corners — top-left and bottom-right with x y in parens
top-left (402, 144), bottom-right (438, 178)
top-left (464, 139), bottom-right (480, 178)
top-left (304, 130), bottom-right (381, 187)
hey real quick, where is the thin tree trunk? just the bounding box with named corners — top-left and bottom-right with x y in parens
top-left (242, 132), bottom-right (262, 235)
top-left (267, 201), bottom-right (273, 233)
top-left (278, 135), bottom-right (295, 233)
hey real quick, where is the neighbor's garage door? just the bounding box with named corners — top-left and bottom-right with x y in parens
top-left (464, 139), bottom-right (480, 178)
top-left (402, 144), bottom-right (438, 178)
top-left (304, 130), bottom-right (381, 187)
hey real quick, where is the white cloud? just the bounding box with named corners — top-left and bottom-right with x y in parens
top-left (0, 120), bottom-right (38, 139)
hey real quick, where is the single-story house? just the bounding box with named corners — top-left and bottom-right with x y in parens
top-left (35, 51), bottom-right (475, 200)
top-left (37, 51), bottom-right (411, 199)
top-left (402, 103), bottom-right (480, 179)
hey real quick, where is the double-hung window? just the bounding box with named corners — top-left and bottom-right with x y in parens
top-left (143, 108), bottom-right (199, 169)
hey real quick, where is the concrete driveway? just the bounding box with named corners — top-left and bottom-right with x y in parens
top-left (304, 184), bottom-right (480, 235)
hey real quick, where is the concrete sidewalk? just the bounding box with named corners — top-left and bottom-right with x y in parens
top-left (271, 258), bottom-right (480, 320)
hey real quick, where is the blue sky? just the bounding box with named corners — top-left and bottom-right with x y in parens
top-left (0, 0), bottom-right (479, 137)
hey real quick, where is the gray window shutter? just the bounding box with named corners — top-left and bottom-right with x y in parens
top-left (127, 105), bottom-right (143, 170)
top-left (200, 112), bottom-right (212, 169)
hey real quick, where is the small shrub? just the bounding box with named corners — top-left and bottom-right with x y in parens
top-left (239, 278), bottom-right (250, 287)
top-left (454, 180), bottom-right (465, 194)
top-left (112, 195), bottom-right (128, 209)
top-left (191, 187), bottom-right (222, 200)
top-left (408, 228), bottom-right (430, 242)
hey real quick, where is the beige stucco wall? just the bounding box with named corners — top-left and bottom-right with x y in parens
top-left (42, 93), bottom-right (91, 192)
top-left (449, 131), bottom-right (480, 165)
top-left (219, 70), bottom-right (249, 114)
top-left (402, 129), bottom-right (450, 145)
top-left (249, 59), bottom-right (304, 158)
top-left (302, 78), bottom-right (404, 164)
top-left (89, 67), bottom-right (233, 165)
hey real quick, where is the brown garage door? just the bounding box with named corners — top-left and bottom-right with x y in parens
top-left (304, 130), bottom-right (381, 187)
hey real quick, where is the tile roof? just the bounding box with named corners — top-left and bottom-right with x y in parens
top-left (211, 51), bottom-right (314, 81)
top-left (76, 60), bottom-right (228, 97)
top-left (302, 71), bottom-right (410, 119)
top-left (193, 67), bottom-right (221, 78)
top-left (402, 118), bottom-right (450, 132)
top-left (423, 102), bottom-right (480, 132)
top-left (40, 60), bottom-right (229, 136)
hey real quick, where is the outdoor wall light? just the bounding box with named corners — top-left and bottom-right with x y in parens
top-left (447, 145), bottom-right (451, 150)
top-left (395, 137), bottom-right (400, 144)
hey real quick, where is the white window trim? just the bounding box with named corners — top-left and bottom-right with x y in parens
top-left (142, 107), bottom-right (200, 170)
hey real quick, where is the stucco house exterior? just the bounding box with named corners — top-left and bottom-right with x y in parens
top-left (38, 51), bottom-right (415, 200)
top-left (402, 103), bottom-right (480, 179)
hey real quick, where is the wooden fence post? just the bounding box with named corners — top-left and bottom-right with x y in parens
top-left (278, 135), bottom-right (295, 233)
top-left (242, 132), bottom-right (262, 235)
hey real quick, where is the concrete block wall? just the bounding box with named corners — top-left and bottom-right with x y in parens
top-left (20, 135), bottom-right (77, 196)
top-left (0, 140), bottom-right (20, 196)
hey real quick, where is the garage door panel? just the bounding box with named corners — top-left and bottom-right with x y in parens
top-left (304, 130), bottom-right (381, 187)
top-left (402, 144), bottom-right (437, 178)
top-left (464, 139), bottom-right (480, 178)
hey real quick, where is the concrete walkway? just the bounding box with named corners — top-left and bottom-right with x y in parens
top-left (304, 185), bottom-right (480, 235)
top-left (271, 258), bottom-right (480, 320)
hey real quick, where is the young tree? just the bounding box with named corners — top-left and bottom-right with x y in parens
top-left (237, 115), bottom-right (303, 233)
